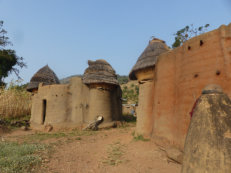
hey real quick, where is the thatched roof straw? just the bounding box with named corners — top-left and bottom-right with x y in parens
top-left (83, 59), bottom-right (119, 86)
top-left (129, 38), bottom-right (169, 80)
top-left (27, 65), bottom-right (60, 92)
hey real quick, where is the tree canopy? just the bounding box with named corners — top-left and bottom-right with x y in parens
top-left (0, 20), bottom-right (26, 86)
top-left (172, 24), bottom-right (210, 48)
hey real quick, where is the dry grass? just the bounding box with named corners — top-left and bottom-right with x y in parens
top-left (0, 85), bottom-right (31, 118)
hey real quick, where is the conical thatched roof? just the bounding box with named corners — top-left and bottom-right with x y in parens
top-left (83, 59), bottom-right (119, 86)
top-left (27, 65), bottom-right (60, 92)
top-left (129, 38), bottom-right (169, 80)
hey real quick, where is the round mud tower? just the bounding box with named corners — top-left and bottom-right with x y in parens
top-left (87, 86), bottom-right (113, 123)
top-left (182, 85), bottom-right (231, 173)
top-left (83, 59), bottom-right (121, 124)
top-left (129, 38), bottom-right (169, 137)
top-left (135, 71), bottom-right (155, 137)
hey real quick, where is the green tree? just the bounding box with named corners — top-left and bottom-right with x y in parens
top-left (0, 21), bottom-right (26, 86)
top-left (172, 24), bottom-right (210, 48)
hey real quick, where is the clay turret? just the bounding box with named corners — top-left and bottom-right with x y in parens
top-left (129, 38), bottom-right (169, 137)
top-left (129, 38), bottom-right (169, 81)
top-left (83, 59), bottom-right (122, 125)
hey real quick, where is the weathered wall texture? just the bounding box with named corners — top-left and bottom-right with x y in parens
top-left (151, 23), bottom-right (231, 149)
top-left (30, 77), bottom-right (122, 130)
top-left (135, 68), bottom-right (155, 137)
top-left (31, 83), bottom-right (69, 126)
top-left (182, 90), bottom-right (231, 173)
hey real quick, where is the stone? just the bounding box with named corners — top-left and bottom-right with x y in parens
top-left (44, 124), bottom-right (53, 132)
top-left (202, 84), bottom-right (223, 94)
top-left (21, 126), bottom-right (29, 131)
top-left (182, 87), bottom-right (231, 173)
top-left (165, 147), bottom-right (183, 164)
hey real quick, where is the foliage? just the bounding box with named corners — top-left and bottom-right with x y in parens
top-left (0, 20), bottom-right (26, 86)
top-left (121, 114), bottom-right (136, 123)
top-left (0, 142), bottom-right (46, 173)
top-left (172, 24), bottom-right (210, 48)
top-left (122, 84), bottom-right (139, 104)
top-left (117, 75), bottom-right (129, 85)
top-left (0, 115), bottom-right (30, 130)
top-left (133, 135), bottom-right (150, 142)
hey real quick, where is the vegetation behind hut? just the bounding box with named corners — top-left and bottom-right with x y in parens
top-left (0, 20), bottom-right (26, 86)
top-left (172, 24), bottom-right (210, 48)
top-left (117, 75), bottom-right (129, 85)
top-left (0, 81), bottom-right (31, 118)
top-left (121, 81), bottom-right (139, 104)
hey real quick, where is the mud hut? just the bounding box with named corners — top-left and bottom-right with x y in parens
top-left (30, 60), bottom-right (122, 130)
top-left (83, 59), bottom-right (122, 124)
top-left (27, 65), bottom-right (60, 93)
top-left (129, 38), bottom-right (169, 137)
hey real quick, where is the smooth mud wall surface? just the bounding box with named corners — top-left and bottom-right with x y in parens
top-left (69, 77), bottom-right (90, 124)
top-left (111, 86), bottom-right (122, 121)
top-left (31, 84), bottom-right (68, 125)
top-left (136, 80), bottom-right (154, 137)
top-left (152, 51), bottom-right (176, 143)
top-left (153, 24), bottom-right (231, 149)
top-left (87, 87), bottom-right (113, 123)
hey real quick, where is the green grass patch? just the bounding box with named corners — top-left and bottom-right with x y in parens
top-left (103, 142), bottom-right (125, 166)
top-left (24, 129), bottom-right (96, 142)
top-left (133, 135), bottom-right (150, 142)
top-left (0, 142), bottom-right (46, 173)
top-left (75, 137), bottom-right (81, 140)
top-left (26, 132), bottom-right (67, 141)
top-left (68, 129), bottom-right (96, 137)
top-left (122, 114), bottom-right (136, 123)
top-left (0, 115), bottom-right (30, 129)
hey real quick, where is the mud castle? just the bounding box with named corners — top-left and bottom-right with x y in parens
top-left (27, 59), bottom-right (122, 130)
top-left (130, 23), bottom-right (231, 150)
top-left (27, 23), bottom-right (231, 151)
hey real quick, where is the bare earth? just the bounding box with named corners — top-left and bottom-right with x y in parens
top-left (3, 125), bottom-right (181, 173)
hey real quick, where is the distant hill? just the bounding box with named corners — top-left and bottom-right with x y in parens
top-left (60, 74), bottom-right (129, 85)
top-left (60, 75), bottom-right (82, 84)
top-left (117, 75), bottom-right (129, 85)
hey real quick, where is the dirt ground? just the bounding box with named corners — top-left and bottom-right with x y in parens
top-left (2, 124), bottom-right (181, 173)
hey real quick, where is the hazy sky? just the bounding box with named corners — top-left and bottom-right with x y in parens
top-left (0, 0), bottom-right (231, 84)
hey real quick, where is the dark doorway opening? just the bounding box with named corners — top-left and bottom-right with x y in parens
top-left (42, 99), bottom-right (47, 124)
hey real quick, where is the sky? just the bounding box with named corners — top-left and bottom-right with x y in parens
top-left (0, 0), bottom-right (231, 84)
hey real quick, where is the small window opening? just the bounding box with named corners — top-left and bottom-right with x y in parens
top-left (194, 74), bottom-right (198, 78)
top-left (42, 99), bottom-right (47, 124)
top-left (188, 46), bottom-right (191, 50)
top-left (216, 70), bottom-right (221, 76)
top-left (200, 40), bottom-right (204, 46)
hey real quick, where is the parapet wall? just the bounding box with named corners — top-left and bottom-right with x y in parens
top-left (152, 23), bottom-right (231, 149)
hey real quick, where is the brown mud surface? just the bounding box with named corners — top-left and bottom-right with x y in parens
top-left (2, 125), bottom-right (181, 173)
